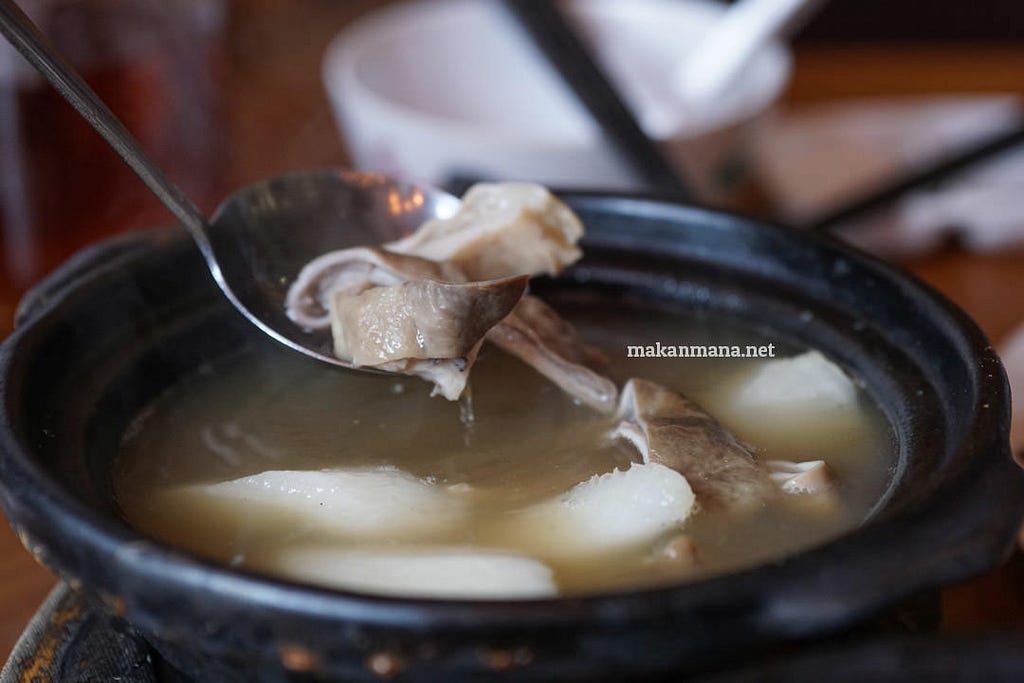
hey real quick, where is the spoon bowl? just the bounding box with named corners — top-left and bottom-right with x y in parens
top-left (207, 170), bottom-right (460, 366)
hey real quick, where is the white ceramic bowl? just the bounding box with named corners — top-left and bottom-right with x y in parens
top-left (322, 0), bottom-right (791, 204)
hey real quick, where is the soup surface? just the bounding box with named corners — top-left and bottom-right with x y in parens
top-left (117, 302), bottom-right (895, 596)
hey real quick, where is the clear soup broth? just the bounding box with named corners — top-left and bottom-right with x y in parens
top-left (117, 303), bottom-right (895, 596)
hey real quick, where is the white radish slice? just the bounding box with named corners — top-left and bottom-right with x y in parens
top-left (266, 546), bottom-right (558, 599)
top-left (488, 462), bottom-right (695, 561)
top-left (153, 467), bottom-right (466, 541)
top-left (705, 350), bottom-right (867, 459)
top-left (732, 350), bottom-right (857, 411)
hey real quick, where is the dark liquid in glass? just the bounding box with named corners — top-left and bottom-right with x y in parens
top-left (0, 0), bottom-right (224, 327)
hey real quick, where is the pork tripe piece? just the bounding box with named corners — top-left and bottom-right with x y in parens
top-left (730, 350), bottom-right (858, 413)
top-left (265, 547), bottom-right (558, 599)
top-left (330, 276), bottom-right (527, 400)
top-left (331, 276), bottom-right (527, 363)
top-left (499, 295), bottom-right (608, 369)
top-left (285, 246), bottom-right (465, 330)
top-left (612, 379), bottom-right (774, 510)
top-left (285, 183), bottom-right (608, 407)
top-left (612, 379), bottom-right (840, 508)
top-left (385, 182), bottom-right (584, 280)
top-left (488, 463), bottom-right (695, 561)
top-left (487, 296), bottom-right (618, 414)
top-left (154, 467), bottom-right (466, 541)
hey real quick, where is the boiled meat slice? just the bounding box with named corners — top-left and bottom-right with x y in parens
top-left (265, 546), bottom-right (558, 599)
top-left (330, 275), bottom-right (527, 400)
top-left (385, 182), bottom-right (584, 280)
top-left (331, 276), bottom-right (527, 365)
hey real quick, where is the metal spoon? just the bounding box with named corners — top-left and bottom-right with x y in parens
top-left (0, 0), bottom-right (458, 368)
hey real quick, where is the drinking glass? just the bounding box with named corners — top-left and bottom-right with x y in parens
top-left (0, 0), bottom-right (226, 315)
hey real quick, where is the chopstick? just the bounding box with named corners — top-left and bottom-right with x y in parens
top-left (805, 124), bottom-right (1024, 232)
top-left (501, 0), bottom-right (693, 202)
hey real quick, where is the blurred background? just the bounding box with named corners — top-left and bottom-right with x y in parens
top-left (2, 0), bottom-right (1024, 661)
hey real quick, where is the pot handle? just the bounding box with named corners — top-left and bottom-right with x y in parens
top-left (14, 230), bottom-right (166, 328)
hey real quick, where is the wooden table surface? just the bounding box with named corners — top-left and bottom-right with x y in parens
top-left (3, 0), bottom-right (1024, 663)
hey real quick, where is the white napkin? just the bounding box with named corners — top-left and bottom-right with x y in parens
top-left (757, 96), bottom-right (1024, 463)
top-left (753, 95), bottom-right (1024, 258)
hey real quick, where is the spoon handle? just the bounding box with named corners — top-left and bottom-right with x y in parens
top-left (0, 0), bottom-right (213, 252)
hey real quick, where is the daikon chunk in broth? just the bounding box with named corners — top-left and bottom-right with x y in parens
top-left (116, 304), bottom-right (894, 596)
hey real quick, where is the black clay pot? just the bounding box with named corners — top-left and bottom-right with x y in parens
top-left (1, 176), bottom-right (1022, 681)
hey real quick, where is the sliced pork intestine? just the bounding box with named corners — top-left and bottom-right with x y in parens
top-left (503, 295), bottom-right (609, 370)
top-left (486, 298), bottom-right (619, 414)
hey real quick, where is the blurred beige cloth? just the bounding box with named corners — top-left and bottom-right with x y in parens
top-left (753, 95), bottom-right (1024, 258)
